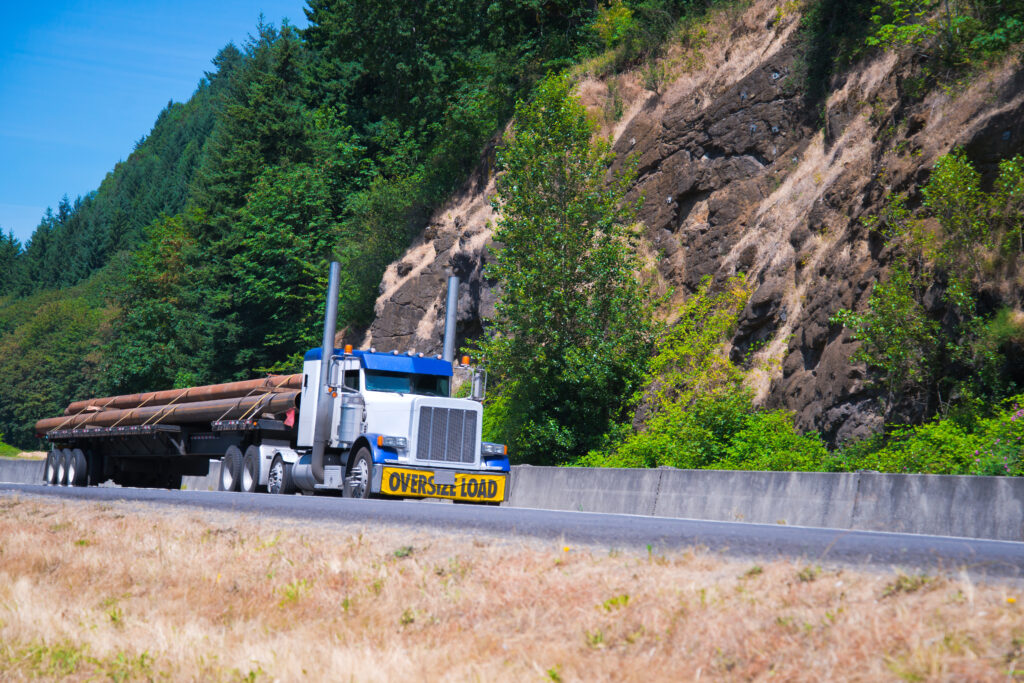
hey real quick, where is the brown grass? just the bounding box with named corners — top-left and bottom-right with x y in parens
top-left (0, 495), bottom-right (1021, 681)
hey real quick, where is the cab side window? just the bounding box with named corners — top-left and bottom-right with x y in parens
top-left (343, 369), bottom-right (359, 391)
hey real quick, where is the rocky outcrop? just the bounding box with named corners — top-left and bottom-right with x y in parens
top-left (363, 174), bottom-right (500, 356)
top-left (366, 0), bottom-right (1024, 444)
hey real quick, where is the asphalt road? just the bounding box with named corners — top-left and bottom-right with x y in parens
top-left (4, 483), bottom-right (1024, 580)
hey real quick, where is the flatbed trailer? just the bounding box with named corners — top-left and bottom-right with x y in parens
top-left (36, 265), bottom-right (510, 502)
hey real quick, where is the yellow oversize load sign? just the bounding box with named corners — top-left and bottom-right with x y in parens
top-left (380, 466), bottom-right (506, 502)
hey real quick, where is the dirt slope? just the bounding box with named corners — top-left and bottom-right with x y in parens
top-left (364, 0), bottom-right (1024, 444)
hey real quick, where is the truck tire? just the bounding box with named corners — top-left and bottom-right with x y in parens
top-left (219, 446), bottom-right (242, 492)
top-left (44, 450), bottom-right (60, 485)
top-left (67, 448), bottom-right (88, 487)
top-left (343, 448), bottom-right (373, 499)
top-left (58, 449), bottom-right (72, 486)
top-left (241, 445), bottom-right (263, 493)
top-left (268, 455), bottom-right (296, 495)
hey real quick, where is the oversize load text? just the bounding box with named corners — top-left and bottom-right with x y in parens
top-left (382, 468), bottom-right (504, 501)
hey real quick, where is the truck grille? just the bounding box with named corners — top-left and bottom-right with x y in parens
top-left (416, 407), bottom-right (477, 464)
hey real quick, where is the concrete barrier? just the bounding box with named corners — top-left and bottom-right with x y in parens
top-left (5, 455), bottom-right (1024, 541)
top-left (507, 466), bottom-right (663, 516)
top-left (653, 469), bottom-right (859, 529)
top-left (850, 472), bottom-right (1024, 541)
top-left (0, 458), bottom-right (44, 484)
top-left (182, 460), bottom-right (222, 492)
top-left (506, 467), bottom-right (1024, 542)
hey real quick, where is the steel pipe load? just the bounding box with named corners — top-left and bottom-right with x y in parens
top-left (36, 391), bottom-right (299, 435)
top-left (62, 374), bottom-right (302, 415)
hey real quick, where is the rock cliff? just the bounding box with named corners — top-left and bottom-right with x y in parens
top-left (363, 0), bottom-right (1024, 444)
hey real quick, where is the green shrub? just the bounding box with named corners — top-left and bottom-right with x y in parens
top-left (968, 399), bottom-right (1024, 475)
top-left (0, 434), bottom-right (21, 458)
top-left (865, 0), bottom-right (938, 52)
top-left (721, 410), bottom-right (830, 471)
top-left (593, 0), bottom-right (638, 50)
top-left (580, 389), bottom-right (829, 471)
top-left (863, 0), bottom-right (1024, 69)
top-left (586, 389), bottom-right (752, 468)
top-left (834, 395), bottom-right (1024, 475)
top-left (579, 275), bottom-right (828, 472)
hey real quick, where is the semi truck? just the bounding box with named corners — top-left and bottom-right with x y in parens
top-left (33, 263), bottom-right (510, 503)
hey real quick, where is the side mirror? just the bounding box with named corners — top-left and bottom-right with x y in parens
top-left (327, 357), bottom-right (344, 389)
top-left (470, 368), bottom-right (487, 402)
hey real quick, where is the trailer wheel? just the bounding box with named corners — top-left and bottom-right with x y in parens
top-left (219, 446), bottom-right (243, 492)
top-left (268, 455), bottom-right (296, 495)
top-left (241, 445), bottom-right (263, 493)
top-left (57, 449), bottom-right (72, 486)
top-left (67, 448), bottom-right (88, 487)
top-left (44, 450), bottom-right (60, 485)
top-left (343, 448), bottom-right (373, 499)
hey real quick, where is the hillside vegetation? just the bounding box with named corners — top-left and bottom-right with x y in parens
top-left (3, 0), bottom-right (1024, 479)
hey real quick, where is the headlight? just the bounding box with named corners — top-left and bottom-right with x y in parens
top-left (377, 435), bottom-right (408, 449)
top-left (481, 442), bottom-right (507, 456)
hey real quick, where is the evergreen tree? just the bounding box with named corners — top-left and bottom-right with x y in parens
top-left (0, 230), bottom-right (22, 296)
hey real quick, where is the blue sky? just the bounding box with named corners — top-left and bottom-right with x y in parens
top-left (0, 0), bottom-right (310, 246)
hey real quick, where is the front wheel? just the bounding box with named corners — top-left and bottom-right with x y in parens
top-left (343, 448), bottom-right (373, 499)
top-left (267, 455), bottom-right (296, 495)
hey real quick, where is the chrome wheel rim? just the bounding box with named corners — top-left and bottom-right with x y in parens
top-left (221, 463), bottom-right (234, 490)
top-left (350, 459), bottom-right (369, 497)
top-left (268, 461), bottom-right (282, 493)
top-left (242, 463), bottom-right (254, 491)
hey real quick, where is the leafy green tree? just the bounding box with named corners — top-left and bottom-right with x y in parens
top-left (0, 295), bottom-right (111, 447)
top-left (921, 149), bottom-right (988, 272)
top-left (834, 150), bottom-right (1024, 420)
top-left (475, 74), bottom-right (656, 465)
top-left (831, 261), bottom-right (939, 417)
top-left (101, 212), bottom-right (226, 393)
top-left (992, 154), bottom-right (1024, 254)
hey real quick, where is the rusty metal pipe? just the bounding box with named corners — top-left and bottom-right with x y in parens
top-left (37, 391), bottom-right (299, 435)
top-left (62, 375), bottom-right (302, 415)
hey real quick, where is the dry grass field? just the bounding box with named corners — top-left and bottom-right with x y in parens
top-left (0, 494), bottom-right (1021, 681)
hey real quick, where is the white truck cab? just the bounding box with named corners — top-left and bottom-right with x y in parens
top-left (288, 346), bottom-right (509, 502)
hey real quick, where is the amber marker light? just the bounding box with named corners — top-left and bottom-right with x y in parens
top-left (344, 344), bottom-right (353, 354)
top-left (461, 355), bottom-right (471, 366)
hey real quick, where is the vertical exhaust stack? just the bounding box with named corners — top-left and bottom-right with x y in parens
top-left (442, 274), bottom-right (459, 363)
top-left (312, 261), bottom-right (341, 484)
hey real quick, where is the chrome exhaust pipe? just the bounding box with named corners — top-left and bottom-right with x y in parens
top-left (442, 274), bottom-right (459, 363)
top-left (312, 261), bottom-right (341, 483)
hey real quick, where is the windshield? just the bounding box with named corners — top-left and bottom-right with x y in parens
top-left (364, 370), bottom-right (450, 397)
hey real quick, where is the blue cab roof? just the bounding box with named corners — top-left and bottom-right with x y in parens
top-left (304, 348), bottom-right (453, 377)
